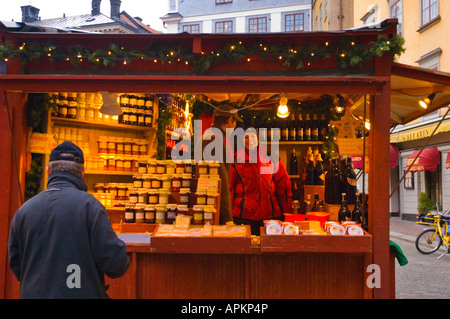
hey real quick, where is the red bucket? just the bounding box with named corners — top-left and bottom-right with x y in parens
top-left (284, 213), bottom-right (306, 223)
top-left (306, 212), bottom-right (330, 227)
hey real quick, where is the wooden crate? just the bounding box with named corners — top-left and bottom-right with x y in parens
top-left (260, 227), bottom-right (372, 253)
top-left (304, 185), bottom-right (324, 202)
top-left (151, 224), bottom-right (252, 254)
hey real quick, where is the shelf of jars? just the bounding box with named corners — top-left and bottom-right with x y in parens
top-left (51, 116), bottom-right (156, 132)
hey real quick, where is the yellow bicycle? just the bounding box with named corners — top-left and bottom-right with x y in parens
top-left (416, 205), bottom-right (450, 259)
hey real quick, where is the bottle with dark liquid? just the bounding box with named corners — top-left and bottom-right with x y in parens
top-left (305, 151), bottom-right (315, 185)
top-left (292, 182), bottom-right (299, 201)
top-left (296, 112), bottom-right (304, 141)
top-left (289, 112), bottom-right (296, 141)
top-left (314, 148), bottom-right (325, 185)
top-left (281, 117), bottom-right (289, 141)
top-left (312, 113), bottom-right (319, 141)
top-left (289, 148), bottom-right (298, 175)
top-left (345, 157), bottom-right (357, 205)
top-left (304, 113), bottom-right (311, 141)
top-left (352, 193), bottom-right (362, 224)
top-left (312, 193), bottom-right (320, 211)
top-left (338, 193), bottom-right (351, 223)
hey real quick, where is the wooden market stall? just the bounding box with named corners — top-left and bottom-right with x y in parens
top-left (1, 19), bottom-right (449, 299)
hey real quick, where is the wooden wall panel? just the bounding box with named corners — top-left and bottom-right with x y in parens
top-left (136, 254), bottom-right (246, 299)
top-left (246, 253), bottom-right (366, 299)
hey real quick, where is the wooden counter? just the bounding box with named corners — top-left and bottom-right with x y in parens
top-left (105, 231), bottom-right (373, 299)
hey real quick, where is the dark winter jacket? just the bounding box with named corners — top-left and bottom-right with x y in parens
top-left (8, 171), bottom-right (129, 299)
top-left (230, 146), bottom-right (293, 221)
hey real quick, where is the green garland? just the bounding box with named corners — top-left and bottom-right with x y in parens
top-left (0, 34), bottom-right (405, 73)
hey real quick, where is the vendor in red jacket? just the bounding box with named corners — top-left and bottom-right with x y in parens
top-left (230, 129), bottom-right (293, 235)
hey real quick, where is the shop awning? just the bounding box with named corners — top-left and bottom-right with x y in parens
top-left (406, 147), bottom-right (440, 172)
top-left (351, 144), bottom-right (398, 170)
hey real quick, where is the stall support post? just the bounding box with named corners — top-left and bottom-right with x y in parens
top-left (370, 54), bottom-right (393, 299)
top-left (0, 92), bottom-right (27, 299)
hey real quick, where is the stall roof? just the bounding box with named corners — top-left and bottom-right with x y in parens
top-left (1, 19), bottom-right (450, 126)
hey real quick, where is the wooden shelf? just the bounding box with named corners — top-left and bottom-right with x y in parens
top-left (51, 116), bottom-right (156, 132)
top-left (85, 169), bottom-right (136, 176)
top-left (263, 141), bottom-right (324, 145)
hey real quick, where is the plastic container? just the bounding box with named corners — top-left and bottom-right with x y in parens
top-left (284, 213), bottom-right (306, 223)
top-left (306, 212), bottom-right (330, 227)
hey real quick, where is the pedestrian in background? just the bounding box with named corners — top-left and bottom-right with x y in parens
top-left (8, 141), bottom-right (129, 299)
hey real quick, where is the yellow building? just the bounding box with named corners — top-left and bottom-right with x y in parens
top-left (313, 0), bottom-right (450, 220)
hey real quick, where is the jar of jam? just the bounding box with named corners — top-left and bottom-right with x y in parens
top-left (117, 184), bottom-right (128, 200)
top-left (151, 175), bottom-right (162, 189)
top-left (97, 136), bottom-right (108, 155)
top-left (198, 161), bottom-right (208, 175)
top-left (115, 156), bottom-right (124, 171)
top-left (124, 138), bottom-right (133, 155)
top-left (196, 191), bottom-right (207, 205)
top-left (138, 160), bottom-right (147, 174)
top-left (166, 204), bottom-right (177, 224)
top-left (67, 101), bottom-right (77, 119)
top-left (128, 188), bottom-right (138, 204)
top-left (161, 174), bottom-right (172, 189)
top-left (166, 161), bottom-right (176, 175)
top-left (147, 160), bottom-right (157, 174)
top-left (156, 161), bottom-right (166, 174)
top-left (106, 156), bottom-right (116, 171)
top-left (115, 137), bottom-right (124, 155)
top-left (125, 203), bottom-right (136, 223)
top-left (209, 161), bottom-right (220, 175)
top-left (144, 205), bottom-right (156, 223)
top-left (148, 189), bottom-right (159, 204)
top-left (177, 204), bottom-right (189, 216)
top-left (139, 140), bottom-right (148, 156)
top-left (175, 161), bottom-right (185, 174)
top-left (109, 183), bottom-right (118, 198)
top-left (179, 188), bottom-right (190, 205)
top-left (123, 156), bottom-right (132, 171)
top-left (204, 206), bottom-right (215, 224)
top-left (192, 205), bottom-right (204, 225)
top-left (181, 174), bottom-right (191, 189)
top-left (158, 189), bottom-right (170, 205)
top-left (144, 110), bottom-right (153, 127)
top-left (206, 190), bottom-right (219, 206)
top-left (171, 174), bottom-right (181, 192)
top-left (184, 160), bottom-right (194, 175)
top-left (155, 204), bottom-right (167, 224)
top-left (142, 174), bottom-right (151, 189)
top-left (77, 103), bottom-right (86, 119)
top-left (131, 157), bottom-right (139, 172)
top-left (135, 204), bottom-right (145, 223)
top-left (107, 137), bottom-right (116, 155)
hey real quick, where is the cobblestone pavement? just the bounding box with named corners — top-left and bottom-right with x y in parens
top-left (390, 217), bottom-right (450, 299)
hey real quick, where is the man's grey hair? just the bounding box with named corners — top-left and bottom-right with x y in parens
top-left (47, 160), bottom-right (84, 176)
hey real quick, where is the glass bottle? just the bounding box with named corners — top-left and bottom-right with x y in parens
top-left (345, 157), bottom-right (357, 205)
top-left (312, 113), bottom-right (319, 141)
top-left (289, 112), bottom-right (296, 141)
top-left (352, 193), bottom-right (362, 224)
top-left (311, 193), bottom-right (320, 211)
top-left (296, 112), bottom-right (304, 141)
top-left (304, 113), bottom-right (311, 141)
top-left (338, 193), bottom-right (351, 223)
top-left (289, 148), bottom-right (298, 175)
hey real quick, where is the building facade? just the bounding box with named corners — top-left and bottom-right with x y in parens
top-left (161, 0), bottom-right (312, 33)
top-left (313, 0), bottom-right (450, 220)
top-left (18, 0), bottom-right (159, 34)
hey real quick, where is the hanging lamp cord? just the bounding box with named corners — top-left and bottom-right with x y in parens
top-left (3, 90), bottom-right (24, 205)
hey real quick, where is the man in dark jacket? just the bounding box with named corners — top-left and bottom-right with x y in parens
top-left (8, 141), bottom-right (129, 299)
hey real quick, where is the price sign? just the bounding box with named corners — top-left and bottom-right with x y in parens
top-left (27, 133), bottom-right (57, 154)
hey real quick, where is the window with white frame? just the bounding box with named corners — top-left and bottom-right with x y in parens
top-left (215, 20), bottom-right (233, 33)
top-left (389, 0), bottom-right (403, 35)
top-left (249, 17), bottom-right (267, 33)
top-left (420, 0), bottom-right (439, 27)
top-left (285, 13), bottom-right (304, 32)
top-left (182, 24), bottom-right (200, 34)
